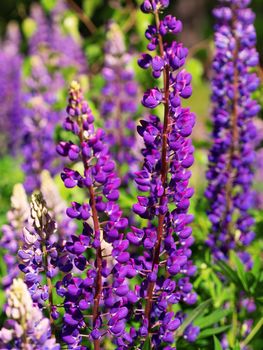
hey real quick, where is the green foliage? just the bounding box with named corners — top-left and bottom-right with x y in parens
top-left (0, 156), bottom-right (23, 227)
top-left (195, 309), bottom-right (231, 329)
top-left (41, 0), bottom-right (56, 12)
top-left (0, 1), bottom-right (262, 349)
top-left (213, 336), bottom-right (223, 350)
top-left (176, 299), bottom-right (211, 338)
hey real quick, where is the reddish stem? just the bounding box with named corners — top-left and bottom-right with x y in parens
top-left (78, 119), bottom-right (102, 350)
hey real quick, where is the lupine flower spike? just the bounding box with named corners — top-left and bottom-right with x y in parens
top-left (22, 2), bottom-right (87, 193)
top-left (57, 81), bottom-right (136, 349)
top-left (18, 192), bottom-right (57, 320)
top-left (0, 184), bottom-right (30, 289)
top-left (0, 278), bottom-right (60, 349)
top-left (206, 0), bottom-right (260, 269)
top-left (205, 1), bottom-right (260, 348)
top-left (0, 22), bottom-right (23, 154)
top-left (125, 1), bottom-right (198, 348)
top-left (101, 21), bottom-right (140, 184)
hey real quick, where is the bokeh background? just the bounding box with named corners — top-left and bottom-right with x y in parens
top-left (0, 0), bottom-right (262, 348)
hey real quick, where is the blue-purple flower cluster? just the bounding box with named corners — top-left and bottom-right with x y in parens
top-left (0, 23), bottom-right (23, 154)
top-left (18, 192), bottom-right (57, 309)
top-left (22, 2), bottom-right (87, 193)
top-left (29, 1), bottom-right (88, 73)
top-left (125, 1), bottom-right (198, 348)
top-left (0, 184), bottom-right (30, 289)
top-left (101, 21), bottom-right (140, 184)
top-left (56, 81), bottom-right (136, 349)
top-left (205, 0), bottom-right (260, 268)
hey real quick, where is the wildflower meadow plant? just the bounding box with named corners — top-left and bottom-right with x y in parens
top-left (101, 21), bottom-right (140, 184)
top-left (0, 22), bottom-right (23, 154)
top-left (57, 81), bottom-right (133, 349)
top-left (129, 0), bottom-right (197, 347)
top-left (0, 0), bottom-right (262, 350)
top-left (0, 184), bottom-right (30, 289)
top-left (205, 0), bottom-right (260, 268)
top-left (22, 2), bottom-right (87, 193)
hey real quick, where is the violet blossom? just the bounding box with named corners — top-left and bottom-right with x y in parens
top-left (124, 1), bottom-right (198, 348)
top-left (101, 21), bottom-right (140, 184)
top-left (0, 184), bottom-right (30, 289)
top-left (18, 192), bottom-right (57, 311)
top-left (205, 0), bottom-right (260, 269)
top-left (22, 2), bottom-right (87, 193)
top-left (56, 81), bottom-right (136, 349)
top-left (0, 22), bottom-right (23, 154)
top-left (29, 1), bottom-right (88, 73)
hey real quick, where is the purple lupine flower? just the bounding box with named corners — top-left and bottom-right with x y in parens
top-left (205, 0), bottom-right (260, 269)
top-left (0, 22), bottom-right (23, 154)
top-left (56, 81), bottom-right (135, 348)
top-left (29, 1), bottom-right (88, 73)
top-left (122, 1), bottom-right (197, 348)
top-left (51, 1), bottom-right (88, 74)
top-left (254, 118), bottom-right (263, 209)
top-left (101, 22), bottom-right (140, 184)
top-left (18, 192), bottom-right (58, 312)
top-left (22, 2), bottom-right (88, 193)
top-left (0, 278), bottom-right (60, 349)
top-left (22, 90), bottom-right (63, 193)
top-left (0, 184), bottom-right (30, 289)
top-left (1, 175), bottom-right (75, 291)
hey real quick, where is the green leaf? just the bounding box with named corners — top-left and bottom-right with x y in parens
top-left (233, 342), bottom-right (241, 350)
top-left (175, 299), bottom-right (212, 337)
top-left (256, 296), bottom-right (263, 303)
top-left (142, 336), bottom-right (151, 350)
top-left (251, 256), bottom-right (261, 280)
top-left (216, 260), bottom-right (241, 287)
top-left (230, 251), bottom-right (248, 291)
top-left (213, 336), bottom-right (223, 350)
top-left (83, 0), bottom-right (102, 17)
top-left (199, 325), bottom-right (231, 338)
top-left (41, 0), bottom-right (56, 12)
top-left (195, 309), bottom-right (231, 329)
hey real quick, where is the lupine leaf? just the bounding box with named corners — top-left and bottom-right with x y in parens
top-left (199, 325), bottom-right (231, 338)
top-left (175, 299), bottom-right (212, 337)
top-left (251, 256), bottom-right (261, 280)
top-left (216, 261), bottom-right (241, 287)
top-left (213, 336), bottom-right (223, 350)
top-left (142, 337), bottom-right (151, 350)
top-left (195, 309), bottom-right (231, 329)
top-left (233, 342), bottom-right (241, 350)
top-left (230, 251), bottom-right (248, 292)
